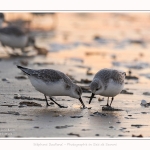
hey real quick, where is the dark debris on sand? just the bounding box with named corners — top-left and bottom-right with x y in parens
top-left (70, 115), bottom-right (83, 118)
top-left (131, 124), bottom-right (148, 128)
top-left (0, 122), bottom-right (7, 123)
top-left (19, 101), bottom-right (42, 107)
top-left (68, 133), bottom-right (80, 137)
top-left (2, 78), bottom-right (9, 82)
top-left (0, 111), bottom-right (20, 115)
top-left (0, 104), bottom-right (18, 107)
top-left (93, 111), bottom-right (108, 116)
top-left (120, 90), bottom-right (133, 95)
top-left (17, 118), bottom-right (33, 121)
top-left (143, 92), bottom-right (150, 96)
top-left (55, 125), bottom-right (73, 129)
top-left (125, 75), bottom-right (139, 80)
top-left (102, 107), bottom-right (123, 111)
top-left (14, 94), bottom-right (45, 101)
top-left (132, 134), bottom-right (143, 137)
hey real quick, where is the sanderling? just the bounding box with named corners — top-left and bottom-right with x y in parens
top-left (0, 26), bottom-right (35, 52)
top-left (17, 66), bottom-right (86, 108)
top-left (0, 13), bottom-right (4, 28)
top-left (0, 13), bottom-right (35, 53)
top-left (89, 68), bottom-right (126, 107)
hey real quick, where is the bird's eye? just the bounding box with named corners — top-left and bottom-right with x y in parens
top-left (96, 88), bottom-right (99, 91)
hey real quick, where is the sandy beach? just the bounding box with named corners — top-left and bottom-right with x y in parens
top-left (0, 12), bottom-right (150, 138)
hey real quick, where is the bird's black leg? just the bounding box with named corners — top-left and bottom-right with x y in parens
top-left (44, 95), bottom-right (51, 106)
top-left (49, 97), bottom-right (66, 108)
top-left (106, 97), bottom-right (109, 106)
top-left (110, 97), bottom-right (114, 107)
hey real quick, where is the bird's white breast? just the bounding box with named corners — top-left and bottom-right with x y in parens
top-left (0, 34), bottom-right (28, 48)
top-left (96, 79), bottom-right (124, 97)
top-left (29, 76), bottom-right (71, 97)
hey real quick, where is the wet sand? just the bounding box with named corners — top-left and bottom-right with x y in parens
top-left (0, 13), bottom-right (150, 138)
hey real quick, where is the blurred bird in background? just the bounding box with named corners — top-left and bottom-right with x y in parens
top-left (0, 12), bottom-right (49, 56)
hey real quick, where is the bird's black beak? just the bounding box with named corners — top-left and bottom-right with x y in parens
top-left (89, 93), bottom-right (95, 104)
top-left (79, 97), bottom-right (86, 109)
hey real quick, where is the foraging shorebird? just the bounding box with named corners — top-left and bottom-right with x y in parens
top-left (89, 68), bottom-right (126, 107)
top-left (0, 13), bottom-right (35, 53)
top-left (0, 13), bottom-right (4, 28)
top-left (17, 66), bottom-right (86, 108)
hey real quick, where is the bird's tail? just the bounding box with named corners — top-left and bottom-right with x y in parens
top-left (17, 65), bottom-right (31, 75)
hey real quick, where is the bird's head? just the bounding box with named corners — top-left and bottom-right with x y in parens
top-left (89, 79), bottom-right (103, 104)
top-left (71, 84), bottom-right (86, 108)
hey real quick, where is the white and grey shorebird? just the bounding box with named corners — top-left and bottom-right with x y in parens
top-left (0, 13), bottom-right (35, 53)
top-left (89, 68), bottom-right (126, 107)
top-left (0, 13), bottom-right (4, 28)
top-left (0, 26), bottom-right (35, 52)
top-left (17, 66), bottom-right (86, 108)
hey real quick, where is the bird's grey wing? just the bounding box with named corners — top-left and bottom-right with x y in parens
top-left (94, 69), bottom-right (112, 89)
top-left (32, 69), bottom-right (72, 89)
top-left (111, 70), bottom-right (124, 84)
top-left (18, 65), bottom-right (73, 89)
top-left (31, 69), bottom-right (63, 82)
top-left (56, 71), bottom-right (73, 89)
